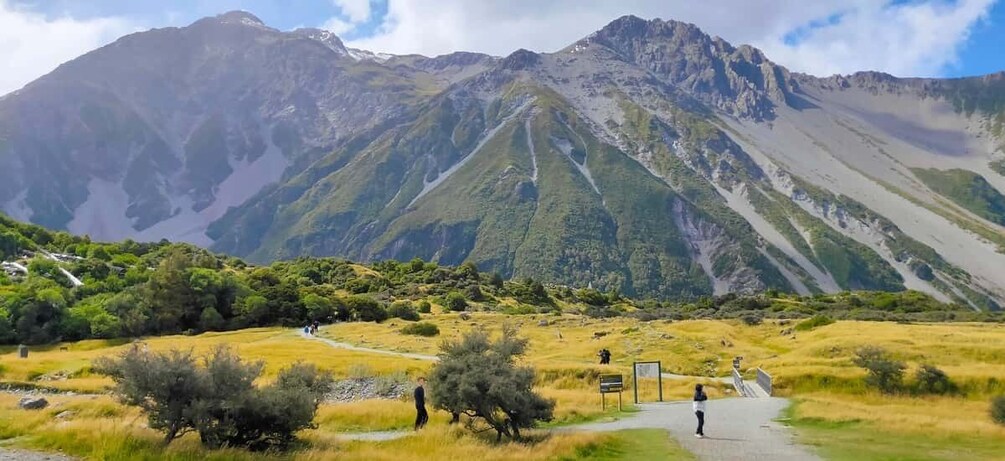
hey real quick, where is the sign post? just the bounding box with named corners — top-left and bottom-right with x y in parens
top-left (599, 374), bottom-right (624, 411)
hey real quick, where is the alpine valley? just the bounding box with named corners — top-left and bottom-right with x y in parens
top-left (2, 11), bottom-right (1004, 307)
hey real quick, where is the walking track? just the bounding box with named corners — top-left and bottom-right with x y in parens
top-left (301, 330), bottom-right (819, 459)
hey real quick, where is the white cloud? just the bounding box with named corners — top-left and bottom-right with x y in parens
top-left (0, 1), bottom-right (136, 96)
top-left (756, 0), bottom-right (995, 77)
top-left (340, 0), bottom-right (997, 77)
top-left (322, 16), bottom-right (354, 35)
top-left (331, 0), bottom-right (372, 24)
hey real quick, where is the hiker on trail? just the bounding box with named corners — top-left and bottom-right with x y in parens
top-left (597, 348), bottom-right (611, 365)
top-left (693, 383), bottom-right (708, 438)
top-left (303, 325), bottom-right (310, 335)
top-left (414, 377), bottom-right (429, 430)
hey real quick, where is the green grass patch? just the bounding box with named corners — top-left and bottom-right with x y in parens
top-left (912, 168), bottom-right (1005, 226)
top-left (784, 402), bottom-right (1005, 461)
top-left (558, 428), bottom-right (696, 461)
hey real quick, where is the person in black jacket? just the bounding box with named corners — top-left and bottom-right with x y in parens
top-left (693, 383), bottom-right (708, 438)
top-left (414, 377), bottom-right (429, 430)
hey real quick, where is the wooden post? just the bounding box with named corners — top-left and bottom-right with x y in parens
top-left (657, 360), bottom-right (663, 402)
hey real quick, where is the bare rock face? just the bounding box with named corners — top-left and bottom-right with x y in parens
top-left (586, 15), bottom-right (798, 119)
top-left (18, 396), bottom-right (49, 410)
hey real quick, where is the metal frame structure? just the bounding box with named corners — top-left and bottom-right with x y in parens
top-left (756, 368), bottom-right (773, 396)
top-left (632, 361), bottom-right (663, 404)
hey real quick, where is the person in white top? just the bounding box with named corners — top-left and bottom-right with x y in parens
top-left (693, 383), bottom-right (708, 438)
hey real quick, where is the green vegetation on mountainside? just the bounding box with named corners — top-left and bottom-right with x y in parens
top-left (2, 211), bottom-right (996, 346)
top-left (991, 159), bottom-right (1005, 176)
top-left (912, 168), bottom-right (1005, 226)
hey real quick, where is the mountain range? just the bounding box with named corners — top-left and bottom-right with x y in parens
top-left (1, 11), bottom-right (1004, 307)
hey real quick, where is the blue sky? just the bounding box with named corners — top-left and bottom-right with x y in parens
top-left (1, 0), bottom-right (1002, 95)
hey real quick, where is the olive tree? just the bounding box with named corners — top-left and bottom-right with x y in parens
top-left (95, 345), bottom-right (332, 450)
top-left (428, 327), bottom-right (554, 441)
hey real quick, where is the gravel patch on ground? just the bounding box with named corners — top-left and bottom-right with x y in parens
top-left (0, 448), bottom-right (76, 461)
top-left (325, 377), bottom-right (409, 403)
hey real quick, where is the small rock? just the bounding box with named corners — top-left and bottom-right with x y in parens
top-left (459, 312), bottom-right (471, 321)
top-left (592, 331), bottom-right (609, 339)
top-left (55, 410), bottom-right (75, 420)
top-left (19, 396), bottom-right (49, 410)
top-left (659, 333), bottom-right (674, 340)
top-left (537, 319), bottom-right (549, 327)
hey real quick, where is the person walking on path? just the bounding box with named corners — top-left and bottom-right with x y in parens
top-left (693, 383), bottom-right (708, 438)
top-left (414, 377), bottom-right (429, 430)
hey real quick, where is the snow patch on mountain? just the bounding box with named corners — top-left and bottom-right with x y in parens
top-left (347, 48), bottom-right (395, 63)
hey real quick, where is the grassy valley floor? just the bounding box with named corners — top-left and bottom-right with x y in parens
top-left (1, 315), bottom-right (1003, 460)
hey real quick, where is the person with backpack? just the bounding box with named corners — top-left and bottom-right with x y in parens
top-left (693, 383), bottom-right (708, 438)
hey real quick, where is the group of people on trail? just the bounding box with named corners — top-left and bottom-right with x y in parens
top-left (303, 320), bottom-right (320, 336)
top-left (597, 348), bottom-right (612, 364)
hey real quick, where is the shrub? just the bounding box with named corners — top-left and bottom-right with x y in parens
top-left (575, 288), bottom-right (608, 306)
top-left (429, 327), bottom-right (554, 441)
top-left (740, 312), bottom-right (763, 326)
top-left (795, 314), bottom-right (834, 331)
top-left (388, 301), bottom-right (420, 321)
top-left (992, 395), bottom-right (1005, 426)
top-left (199, 307), bottom-right (225, 332)
top-left (464, 284), bottom-right (485, 301)
top-left (95, 345), bottom-right (331, 450)
top-left (915, 364), bottom-right (953, 394)
top-left (416, 300), bottom-right (432, 314)
top-left (445, 292), bottom-right (468, 312)
top-left (852, 346), bottom-right (905, 394)
top-left (401, 322), bottom-right (439, 337)
top-left (346, 295), bottom-right (388, 322)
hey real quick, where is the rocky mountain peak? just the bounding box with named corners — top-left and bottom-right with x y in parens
top-left (587, 15), bottom-right (797, 119)
top-left (214, 11), bottom-right (266, 27)
top-left (499, 49), bottom-right (540, 71)
top-left (292, 28), bottom-right (350, 56)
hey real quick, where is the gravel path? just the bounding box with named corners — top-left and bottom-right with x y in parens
top-left (301, 330), bottom-right (438, 361)
top-left (299, 329), bottom-right (813, 459)
top-left (336, 430), bottom-right (413, 442)
top-left (571, 398), bottom-right (819, 461)
top-left (0, 448), bottom-right (76, 461)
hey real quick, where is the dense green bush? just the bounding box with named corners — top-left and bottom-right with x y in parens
top-left (795, 314), bottom-right (835, 331)
top-left (852, 346), bottom-right (906, 394)
top-left (445, 292), bottom-right (468, 312)
top-left (914, 364), bottom-right (954, 395)
top-left (992, 395), bottom-right (1005, 426)
top-left (416, 300), bottom-right (432, 314)
top-left (740, 312), bottom-right (763, 326)
top-left (345, 295), bottom-right (388, 322)
top-left (401, 322), bottom-right (439, 337)
top-left (95, 345), bottom-right (331, 450)
top-left (388, 301), bottom-right (420, 321)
